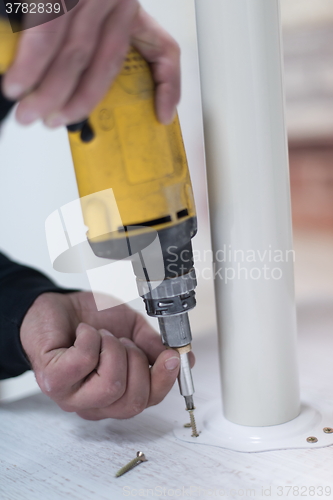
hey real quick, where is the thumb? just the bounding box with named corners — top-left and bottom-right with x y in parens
top-left (147, 349), bottom-right (180, 407)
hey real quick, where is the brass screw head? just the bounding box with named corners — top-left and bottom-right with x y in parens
top-left (136, 451), bottom-right (147, 462)
top-left (306, 436), bottom-right (318, 443)
top-left (323, 427), bottom-right (333, 434)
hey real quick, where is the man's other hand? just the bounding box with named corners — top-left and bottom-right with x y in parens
top-left (2, 0), bottom-right (180, 127)
top-left (20, 292), bottom-right (194, 420)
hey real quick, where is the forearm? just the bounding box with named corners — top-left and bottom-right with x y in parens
top-left (0, 252), bottom-right (74, 379)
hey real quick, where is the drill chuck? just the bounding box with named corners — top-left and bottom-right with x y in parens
top-left (158, 313), bottom-right (192, 347)
top-left (137, 270), bottom-right (197, 319)
top-left (137, 271), bottom-right (197, 410)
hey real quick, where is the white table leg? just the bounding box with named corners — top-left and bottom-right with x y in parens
top-left (194, 0), bottom-right (300, 426)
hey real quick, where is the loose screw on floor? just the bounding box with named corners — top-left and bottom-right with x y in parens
top-left (115, 451), bottom-right (147, 478)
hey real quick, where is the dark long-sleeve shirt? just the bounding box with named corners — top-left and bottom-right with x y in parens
top-left (0, 252), bottom-right (74, 380)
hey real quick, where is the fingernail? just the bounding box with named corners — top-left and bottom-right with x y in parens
top-left (170, 108), bottom-right (177, 123)
top-left (100, 329), bottom-right (114, 337)
top-left (41, 374), bottom-right (52, 393)
top-left (77, 323), bottom-right (97, 335)
top-left (119, 337), bottom-right (134, 346)
top-left (161, 108), bottom-right (177, 125)
top-left (18, 109), bottom-right (40, 125)
top-left (4, 83), bottom-right (24, 99)
top-left (165, 356), bottom-right (180, 371)
top-left (45, 113), bottom-right (67, 128)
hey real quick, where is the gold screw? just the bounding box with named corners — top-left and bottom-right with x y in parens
top-left (306, 436), bottom-right (318, 443)
top-left (323, 427), bottom-right (333, 434)
top-left (188, 409), bottom-right (199, 438)
top-left (115, 451), bottom-right (147, 478)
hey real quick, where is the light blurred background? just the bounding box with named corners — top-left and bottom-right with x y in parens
top-left (281, 0), bottom-right (333, 300)
top-left (1, 0), bottom-right (332, 400)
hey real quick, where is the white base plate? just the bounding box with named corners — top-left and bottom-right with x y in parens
top-left (174, 400), bottom-right (333, 452)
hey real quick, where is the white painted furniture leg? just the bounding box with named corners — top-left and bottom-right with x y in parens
top-left (194, 0), bottom-right (300, 426)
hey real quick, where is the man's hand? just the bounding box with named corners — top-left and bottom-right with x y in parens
top-left (2, 0), bottom-right (180, 126)
top-left (20, 291), bottom-right (192, 420)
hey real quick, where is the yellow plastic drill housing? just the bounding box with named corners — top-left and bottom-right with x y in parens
top-left (0, 20), bottom-right (197, 268)
top-left (68, 48), bottom-right (196, 255)
top-left (0, 17), bottom-right (18, 74)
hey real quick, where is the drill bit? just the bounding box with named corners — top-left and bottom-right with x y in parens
top-left (185, 395), bottom-right (194, 410)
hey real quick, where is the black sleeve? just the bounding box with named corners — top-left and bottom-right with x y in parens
top-left (0, 252), bottom-right (76, 380)
top-left (0, 1), bottom-right (23, 121)
top-left (0, 74), bottom-right (15, 123)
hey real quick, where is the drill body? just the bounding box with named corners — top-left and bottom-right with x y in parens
top-left (67, 48), bottom-right (198, 411)
top-left (0, 17), bottom-right (197, 411)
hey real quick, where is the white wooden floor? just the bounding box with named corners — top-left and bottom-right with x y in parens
top-left (1, 298), bottom-right (333, 500)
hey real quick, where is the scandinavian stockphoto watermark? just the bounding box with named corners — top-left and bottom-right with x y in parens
top-left (166, 244), bottom-right (295, 283)
top-left (45, 189), bottom-right (295, 312)
top-left (122, 485), bottom-right (332, 497)
top-left (45, 188), bottom-right (165, 311)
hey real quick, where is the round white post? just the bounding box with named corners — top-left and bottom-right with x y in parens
top-left (194, 0), bottom-right (300, 425)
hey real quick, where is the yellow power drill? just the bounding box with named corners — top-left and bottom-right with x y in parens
top-left (0, 13), bottom-right (198, 420)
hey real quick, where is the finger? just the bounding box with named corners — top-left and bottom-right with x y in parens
top-left (77, 337), bottom-right (150, 420)
top-left (131, 314), bottom-right (166, 366)
top-left (53, 0), bottom-right (138, 125)
top-left (105, 337), bottom-right (151, 418)
top-left (2, 13), bottom-right (71, 103)
top-left (131, 7), bottom-right (181, 124)
top-left (188, 351), bottom-right (195, 368)
top-left (132, 315), bottom-right (195, 369)
top-left (37, 323), bottom-right (101, 398)
top-left (16, 0), bottom-right (118, 126)
top-left (64, 329), bottom-right (128, 411)
top-left (147, 349), bottom-right (180, 407)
